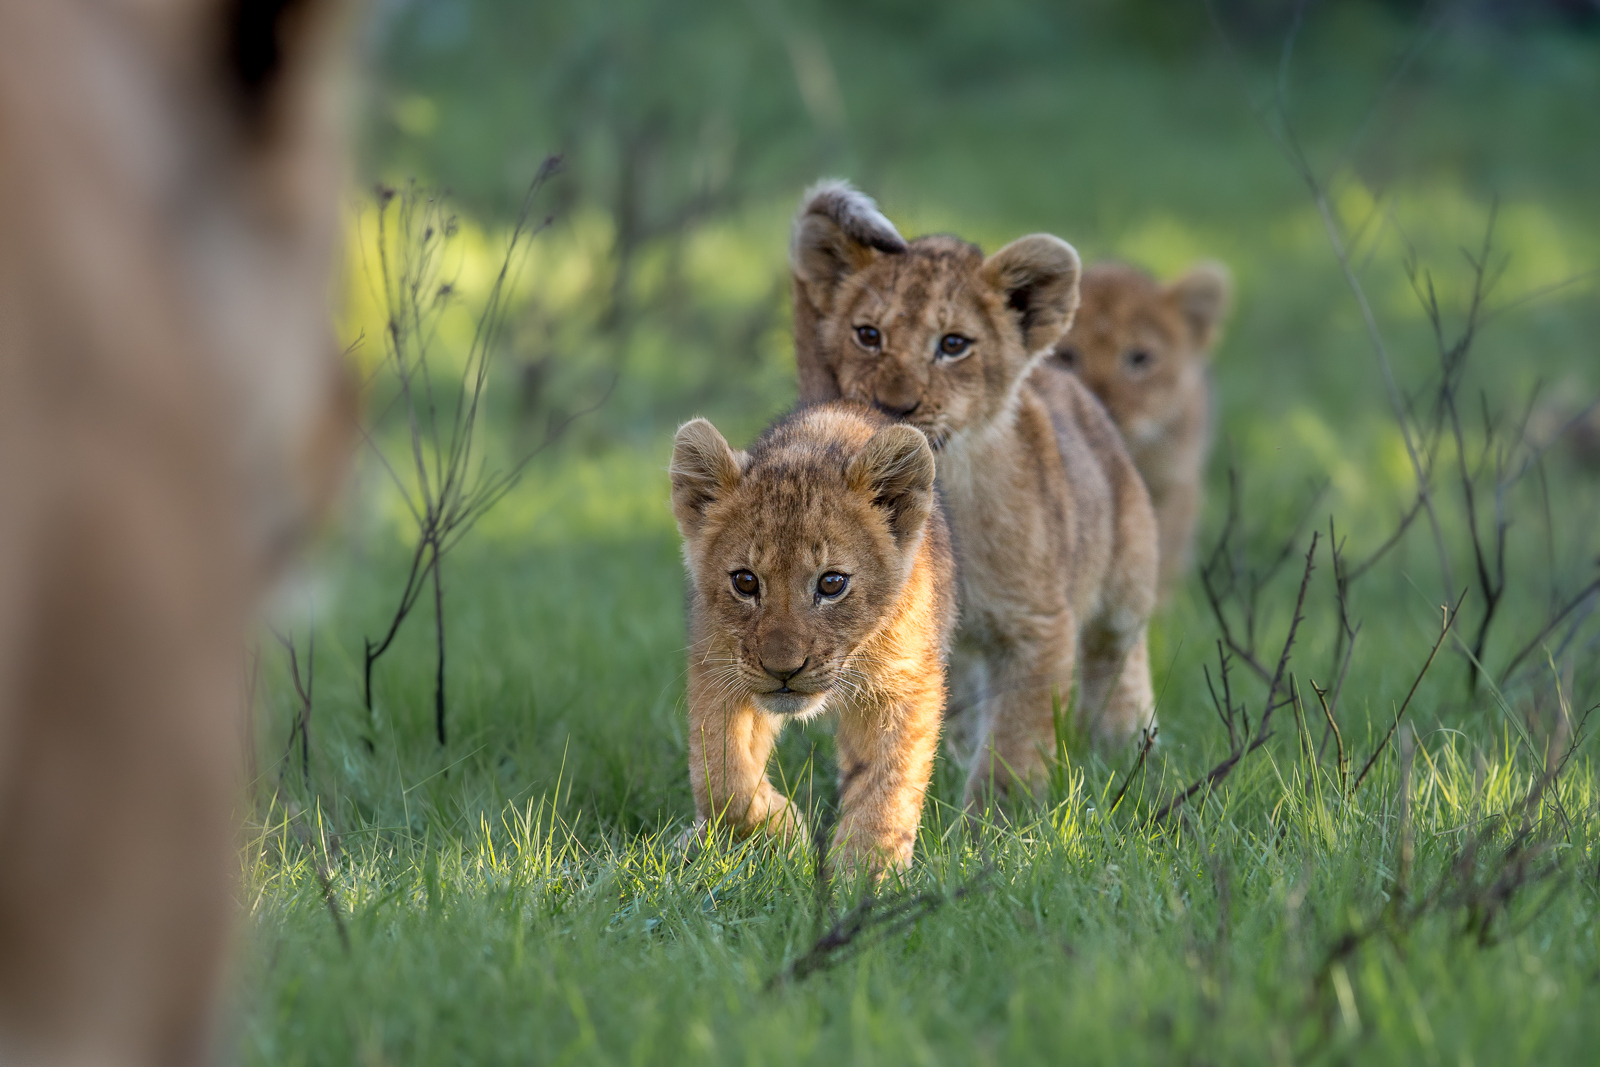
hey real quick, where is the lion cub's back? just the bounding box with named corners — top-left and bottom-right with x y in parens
top-left (1026, 366), bottom-right (1159, 614)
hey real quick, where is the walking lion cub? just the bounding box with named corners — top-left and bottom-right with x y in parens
top-left (790, 181), bottom-right (1159, 807)
top-left (1048, 261), bottom-right (1232, 598)
top-left (671, 401), bottom-right (956, 871)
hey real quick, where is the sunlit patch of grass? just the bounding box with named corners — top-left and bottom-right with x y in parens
top-left (242, 686), bottom-right (1598, 1064)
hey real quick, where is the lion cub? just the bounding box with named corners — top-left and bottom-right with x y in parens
top-left (1048, 261), bottom-right (1232, 598)
top-left (671, 401), bottom-right (956, 871)
top-left (791, 181), bottom-right (1159, 807)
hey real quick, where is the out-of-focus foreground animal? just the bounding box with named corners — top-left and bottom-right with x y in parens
top-left (0, 2), bottom-right (352, 1063)
top-left (1047, 261), bottom-right (1232, 601)
top-left (671, 402), bottom-right (956, 873)
top-left (791, 181), bottom-right (1158, 808)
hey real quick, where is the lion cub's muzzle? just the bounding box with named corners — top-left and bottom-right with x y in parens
top-left (750, 656), bottom-right (837, 717)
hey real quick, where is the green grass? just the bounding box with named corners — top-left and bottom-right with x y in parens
top-left (239, 455), bottom-right (1600, 1064)
top-left (239, 4), bottom-right (1600, 1062)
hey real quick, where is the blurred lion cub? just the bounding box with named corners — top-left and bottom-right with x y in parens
top-left (790, 181), bottom-right (1159, 807)
top-left (1048, 261), bottom-right (1232, 598)
top-left (671, 401), bottom-right (956, 871)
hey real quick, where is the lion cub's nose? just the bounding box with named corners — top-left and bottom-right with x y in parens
top-left (761, 655), bottom-right (808, 683)
top-left (873, 397), bottom-right (920, 419)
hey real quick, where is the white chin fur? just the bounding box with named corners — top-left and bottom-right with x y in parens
top-left (754, 691), bottom-right (831, 718)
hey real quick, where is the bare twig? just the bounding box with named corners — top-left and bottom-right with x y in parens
top-left (1349, 594), bottom-right (1462, 794)
top-left (769, 867), bottom-right (995, 989)
top-left (1498, 577), bottom-right (1600, 686)
top-left (1107, 725), bottom-right (1158, 816)
top-left (271, 625), bottom-right (314, 786)
top-left (1148, 533), bottom-right (1319, 827)
top-left (360, 159), bottom-right (605, 744)
top-left (1311, 681), bottom-right (1348, 795)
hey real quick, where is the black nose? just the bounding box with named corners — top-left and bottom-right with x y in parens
top-left (762, 657), bottom-right (808, 684)
top-left (873, 399), bottom-right (920, 419)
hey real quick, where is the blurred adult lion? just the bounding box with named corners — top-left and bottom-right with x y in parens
top-left (0, 1), bottom-right (352, 1063)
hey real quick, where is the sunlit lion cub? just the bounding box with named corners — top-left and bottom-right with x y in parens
top-left (671, 402), bottom-right (956, 871)
top-left (791, 181), bottom-right (1159, 808)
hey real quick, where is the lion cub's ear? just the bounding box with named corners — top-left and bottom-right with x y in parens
top-left (790, 179), bottom-right (907, 315)
top-left (671, 418), bottom-right (748, 539)
top-left (1166, 261), bottom-right (1233, 352)
top-left (846, 424), bottom-right (937, 548)
top-left (980, 235), bottom-right (1082, 354)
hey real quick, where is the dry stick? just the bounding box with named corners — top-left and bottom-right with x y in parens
top-left (1202, 647), bottom-right (1239, 751)
top-left (1408, 214), bottom-right (1507, 695)
top-left (1348, 594), bottom-right (1462, 795)
top-left (272, 626), bottom-right (315, 785)
top-left (360, 161), bottom-right (583, 742)
top-left (1147, 533), bottom-right (1319, 828)
top-left (313, 865), bottom-right (352, 956)
top-left (1106, 725), bottom-right (1159, 816)
top-left (285, 809), bottom-right (351, 956)
top-left (769, 868), bottom-right (995, 989)
top-left (431, 540), bottom-right (446, 745)
top-left (1498, 577), bottom-right (1600, 686)
top-left (1199, 463), bottom-right (1325, 688)
top-left (1311, 681), bottom-right (1349, 795)
top-left (363, 538), bottom-right (434, 712)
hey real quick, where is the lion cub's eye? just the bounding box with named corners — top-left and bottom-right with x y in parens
top-left (1056, 346), bottom-right (1079, 369)
top-left (817, 572), bottom-right (849, 598)
top-left (731, 570), bottom-right (759, 597)
top-left (937, 333), bottom-right (972, 359)
top-left (854, 325), bottom-right (882, 350)
top-left (1124, 348), bottom-right (1154, 372)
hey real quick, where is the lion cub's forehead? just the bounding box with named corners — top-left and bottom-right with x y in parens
top-left (704, 405), bottom-right (884, 569)
top-left (724, 461), bottom-right (866, 571)
top-left (1077, 266), bottom-right (1182, 350)
top-left (847, 236), bottom-right (987, 329)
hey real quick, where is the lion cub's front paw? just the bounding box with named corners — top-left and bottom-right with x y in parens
top-left (672, 808), bottom-right (812, 864)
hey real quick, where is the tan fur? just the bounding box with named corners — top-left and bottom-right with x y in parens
top-left (1048, 261), bottom-right (1232, 599)
top-left (0, 2), bottom-right (352, 1063)
top-left (791, 182), bottom-right (1159, 808)
top-left (671, 402), bottom-right (956, 871)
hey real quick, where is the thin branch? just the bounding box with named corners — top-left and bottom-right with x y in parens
top-left (1107, 725), bottom-right (1159, 816)
top-left (1349, 593), bottom-right (1462, 794)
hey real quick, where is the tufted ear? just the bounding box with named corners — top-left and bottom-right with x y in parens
top-left (1165, 261), bottom-right (1233, 352)
top-left (980, 234), bottom-right (1082, 354)
top-left (670, 419), bottom-right (747, 540)
top-left (790, 179), bottom-right (907, 316)
top-left (846, 424), bottom-right (936, 549)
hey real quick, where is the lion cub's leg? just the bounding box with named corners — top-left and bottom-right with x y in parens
top-left (831, 678), bottom-right (944, 873)
top-left (685, 682), bottom-right (807, 847)
top-left (1077, 623), bottom-right (1156, 747)
top-left (962, 612), bottom-right (1077, 810)
top-left (940, 644), bottom-right (989, 768)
